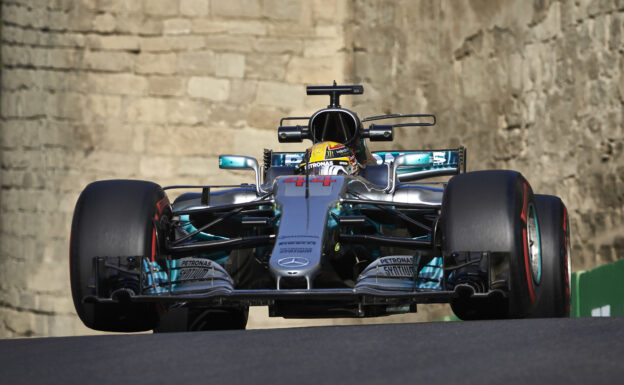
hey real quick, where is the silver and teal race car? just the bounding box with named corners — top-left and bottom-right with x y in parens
top-left (70, 84), bottom-right (571, 332)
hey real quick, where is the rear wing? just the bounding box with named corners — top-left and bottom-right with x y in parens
top-left (268, 147), bottom-right (466, 176)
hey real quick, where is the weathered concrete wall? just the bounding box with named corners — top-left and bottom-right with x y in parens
top-left (1, 0), bottom-right (622, 337)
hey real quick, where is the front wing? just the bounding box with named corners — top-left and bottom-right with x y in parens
top-left (85, 251), bottom-right (509, 317)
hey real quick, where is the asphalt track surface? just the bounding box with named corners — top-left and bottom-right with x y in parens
top-left (0, 317), bottom-right (622, 385)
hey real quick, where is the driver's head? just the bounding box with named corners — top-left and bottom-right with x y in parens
top-left (299, 141), bottom-right (359, 176)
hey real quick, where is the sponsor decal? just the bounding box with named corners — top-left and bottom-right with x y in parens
top-left (277, 236), bottom-right (317, 255)
top-left (174, 259), bottom-right (220, 281)
top-left (302, 160), bottom-right (349, 171)
top-left (177, 268), bottom-right (215, 281)
top-left (277, 257), bottom-right (310, 268)
top-left (307, 161), bottom-right (333, 169)
top-left (312, 147), bottom-right (325, 158)
top-left (279, 247), bottom-right (313, 254)
top-left (372, 151), bottom-right (453, 166)
top-left (591, 305), bottom-right (611, 317)
top-left (278, 240), bottom-right (317, 246)
top-left (285, 153), bottom-right (303, 165)
top-left (382, 265), bottom-right (415, 277)
top-left (327, 142), bottom-right (346, 150)
top-left (178, 258), bottom-right (216, 268)
top-left (372, 152), bottom-right (398, 165)
top-left (379, 256), bottom-right (413, 265)
top-left (359, 256), bottom-right (416, 278)
top-left (432, 151), bottom-right (447, 164)
top-left (326, 147), bottom-right (351, 158)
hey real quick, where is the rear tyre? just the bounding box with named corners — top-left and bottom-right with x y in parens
top-left (70, 180), bottom-right (171, 332)
top-left (530, 195), bottom-right (571, 317)
top-left (441, 170), bottom-right (542, 319)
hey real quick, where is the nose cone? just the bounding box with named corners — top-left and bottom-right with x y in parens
top-left (269, 175), bottom-right (347, 289)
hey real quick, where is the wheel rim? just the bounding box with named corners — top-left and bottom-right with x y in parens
top-left (527, 202), bottom-right (542, 284)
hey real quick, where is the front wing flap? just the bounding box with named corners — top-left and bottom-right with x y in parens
top-left (85, 252), bottom-right (509, 310)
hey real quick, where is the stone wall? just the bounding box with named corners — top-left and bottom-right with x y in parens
top-left (0, 0), bottom-right (622, 337)
top-left (350, 0), bottom-right (624, 271)
top-left (347, 0), bottom-right (624, 324)
top-left (0, 0), bottom-right (353, 337)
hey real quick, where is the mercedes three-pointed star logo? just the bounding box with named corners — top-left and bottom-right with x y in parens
top-left (277, 257), bottom-right (310, 268)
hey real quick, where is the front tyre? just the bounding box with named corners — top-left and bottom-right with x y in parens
top-left (441, 170), bottom-right (542, 319)
top-left (70, 180), bottom-right (171, 332)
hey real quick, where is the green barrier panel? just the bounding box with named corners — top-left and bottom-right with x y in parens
top-left (573, 259), bottom-right (624, 317)
top-left (440, 259), bottom-right (623, 321)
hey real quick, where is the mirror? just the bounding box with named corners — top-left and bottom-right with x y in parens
top-left (278, 126), bottom-right (308, 143)
top-left (219, 155), bottom-right (257, 170)
top-left (219, 155), bottom-right (266, 194)
top-left (362, 125), bottom-right (393, 141)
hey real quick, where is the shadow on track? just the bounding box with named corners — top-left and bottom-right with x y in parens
top-left (0, 317), bottom-right (622, 385)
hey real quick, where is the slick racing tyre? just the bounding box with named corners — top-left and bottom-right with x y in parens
top-left (441, 170), bottom-right (542, 319)
top-left (530, 195), bottom-right (571, 317)
top-left (70, 180), bottom-right (171, 332)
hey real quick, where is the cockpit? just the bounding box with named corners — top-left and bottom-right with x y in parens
top-left (309, 109), bottom-right (360, 145)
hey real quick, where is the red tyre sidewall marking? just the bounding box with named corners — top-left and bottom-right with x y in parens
top-left (520, 184), bottom-right (528, 222)
top-left (152, 196), bottom-right (170, 262)
top-left (521, 183), bottom-right (536, 303)
top-left (156, 196), bottom-right (170, 215)
top-left (151, 226), bottom-right (157, 262)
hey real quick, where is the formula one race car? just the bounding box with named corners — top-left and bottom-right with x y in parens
top-left (70, 84), bottom-right (572, 332)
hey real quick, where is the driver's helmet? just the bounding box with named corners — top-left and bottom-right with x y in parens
top-left (299, 141), bottom-right (359, 176)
